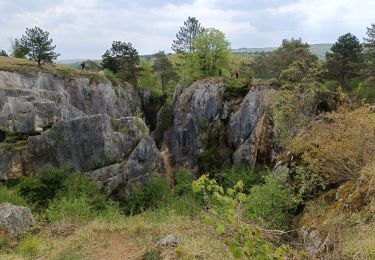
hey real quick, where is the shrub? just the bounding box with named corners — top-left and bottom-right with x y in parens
top-left (46, 196), bottom-right (95, 223)
top-left (213, 166), bottom-right (265, 193)
top-left (16, 236), bottom-right (44, 258)
top-left (104, 69), bottom-right (120, 86)
top-left (18, 167), bottom-right (72, 207)
top-left (56, 172), bottom-right (108, 212)
top-left (174, 167), bottom-right (194, 196)
top-left (124, 175), bottom-right (172, 215)
top-left (0, 185), bottom-right (29, 207)
top-left (245, 175), bottom-right (296, 229)
top-left (289, 107), bottom-right (375, 185)
top-left (192, 175), bottom-right (301, 259)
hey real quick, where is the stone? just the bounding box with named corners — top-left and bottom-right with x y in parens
top-left (0, 203), bottom-right (34, 237)
top-left (157, 235), bottom-right (180, 247)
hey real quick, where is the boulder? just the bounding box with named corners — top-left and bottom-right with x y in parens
top-left (157, 235), bottom-right (180, 247)
top-left (0, 203), bottom-right (34, 237)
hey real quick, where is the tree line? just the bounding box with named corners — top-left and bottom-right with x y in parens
top-left (1, 19), bottom-right (374, 100)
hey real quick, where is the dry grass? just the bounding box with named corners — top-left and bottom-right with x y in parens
top-left (0, 209), bottom-right (232, 260)
top-left (0, 57), bottom-right (107, 83)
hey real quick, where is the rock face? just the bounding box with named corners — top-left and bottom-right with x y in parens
top-left (0, 70), bottom-right (163, 196)
top-left (0, 203), bottom-right (34, 237)
top-left (162, 80), bottom-right (275, 170)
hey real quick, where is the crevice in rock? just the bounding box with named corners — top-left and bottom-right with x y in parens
top-left (0, 130), bottom-right (5, 143)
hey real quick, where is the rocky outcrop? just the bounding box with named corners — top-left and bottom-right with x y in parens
top-left (0, 70), bottom-right (163, 197)
top-left (164, 81), bottom-right (225, 167)
top-left (0, 203), bottom-right (34, 237)
top-left (162, 80), bottom-right (275, 170)
top-left (0, 70), bottom-right (140, 134)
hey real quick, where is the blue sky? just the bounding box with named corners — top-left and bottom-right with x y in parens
top-left (0, 0), bottom-right (374, 59)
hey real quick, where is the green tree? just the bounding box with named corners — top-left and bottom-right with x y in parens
top-left (20, 27), bottom-right (60, 65)
top-left (325, 33), bottom-right (363, 88)
top-left (270, 38), bottom-right (318, 78)
top-left (173, 51), bottom-right (202, 84)
top-left (11, 38), bottom-right (29, 58)
top-left (101, 41), bottom-right (140, 85)
top-left (194, 28), bottom-right (232, 76)
top-left (138, 59), bottom-right (162, 94)
top-left (172, 17), bottom-right (204, 53)
top-left (152, 51), bottom-right (178, 92)
top-left (0, 50), bottom-right (8, 56)
top-left (363, 24), bottom-right (375, 80)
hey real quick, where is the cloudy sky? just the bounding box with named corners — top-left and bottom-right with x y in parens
top-left (0, 0), bottom-right (374, 59)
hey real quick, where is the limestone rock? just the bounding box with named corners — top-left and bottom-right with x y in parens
top-left (157, 235), bottom-right (180, 247)
top-left (0, 203), bottom-right (34, 237)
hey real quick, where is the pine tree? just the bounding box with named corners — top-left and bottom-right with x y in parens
top-left (363, 24), bottom-right (375, 79)
top-left (325, 33), bottom-right (363, 88)
top-left (20, 27), bottom-right (60, 65)
top-left (152, 51), bottom-right (178, 91)
top-left (101, 41), bottom-right (140, 85)
top-left (172, 17), bottom-right (204, 53)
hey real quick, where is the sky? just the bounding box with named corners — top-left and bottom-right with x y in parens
top-left (0, 0), bottom-right (374, 59)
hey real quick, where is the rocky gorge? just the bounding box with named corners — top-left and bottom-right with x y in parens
top-left (0, 68), bottom-right (276, 198)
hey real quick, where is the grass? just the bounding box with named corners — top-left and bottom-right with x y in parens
top-left (0, 57), bottom-right (107, 84)
top-left (0, 209), bottom-right (232, 259)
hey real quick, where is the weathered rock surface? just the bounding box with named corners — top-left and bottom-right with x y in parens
top-left (0, 70), bottom-right (140, 134)
top-left (0, 203), bottom-right (34, 237)
top-left (0, 70), bottom-right (163, 196)
top-left (162, 80), bottom-right (275, 170)
top-left (164, 81), bottom-right (225, 167)
top-left (157, 235), bottom-right (180, 247)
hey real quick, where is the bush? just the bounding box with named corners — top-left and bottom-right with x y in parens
top-left (46, 196), bottom-right (95, 223)
top-left (18, 167), bottom-right (72, 207)
top-left (56, 172), bottom-right (108, 212)
top-left (0, 185), bottom-right (29, 207)
top-left (213, 166), bottom-right (265, 193)
top-left (16, 236), bottom-right (44, 258)
top-left (124, 175), bottom-right (172, 215)
top-left (174, 167), bottom-right (194, 196)
top-left (245, 175), bottom-right (296, 229)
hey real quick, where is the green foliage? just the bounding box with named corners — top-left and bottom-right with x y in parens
top-left (192, 175), bottom-right (301, 259)
top-left (197, 148), bottom-right (222, 173)
top-left (133, 116), bottom-right (149, 137)
top-left (172, 16), bottom-right (204, 53)
top-left (152, 51), bottom-right (178, 92)
top-left (0, 50), bottom-right (8, 57)
top-left (194, 28), bottom-right (232, 76)
top-left (16, 236), bottom-right (44, 258)
top-left (0, 235), bottom-right (10, 251)
top-left (46, 196), bottom-right (96, 223)
top-left (223, 78), bottom-right (251, 99)
top-left (245, 175), bottom-right (296, 229)
top-left (56, 172), bottom-right (109, 212)
top-left (212, 166), bottom-right (265, 193)
top-left (104, 69), bottom-right (120, 86)
top-left (153, 102), bottom-right (173, 147)
top-left (0, 185), bottom-right (29, 207)
top-left (124, 175), bottom-right (172, 215)
top-left (101, 41), bottom-right (140, 85)
top-left (363, 23), bottom-right (375, 81)
top-left (20, 26), bottom-right (60, 65)
top-left (143, 248), bottom-right (162, 260)
top-left (325, 33), bottom-right (363, 88)
top-left (271, 38), bottom-right (318, 78)
top-left (174, 167), bottom-right (195, 196)
top-left (174, 52), bottom-right (202, 85)
top-left (18, 167), bottom-right (71, 207)
top-left (11, 38), bottom-right (28, 58)
top-left (137, 59), bottom-right (162, 95)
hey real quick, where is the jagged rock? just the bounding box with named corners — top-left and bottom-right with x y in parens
top-left (0, 70), bottom-right (140, 134)
top-left (0, 203), bottom-right (34, 237)
top-left (0, 70), bottom-right (163, 197)
top-left (228, 88), bottom-right (274, 167)
top-left (162, 80), bottom-right (275, 170)
top-left (157, 235), bottom-right (180, 247)
top-left (164, 81), bottom-right (225, 167)
top-left (87, 136), bottom-right (164, 196)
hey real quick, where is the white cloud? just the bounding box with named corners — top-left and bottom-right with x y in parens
top-left (0, 0), bottom-right (373, 59)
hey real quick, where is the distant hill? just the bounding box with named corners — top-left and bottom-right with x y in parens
top-left (57, 44), bottom-right (333, 66)
top-left (232, 43), bottom-right (333, 59)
